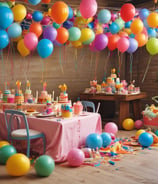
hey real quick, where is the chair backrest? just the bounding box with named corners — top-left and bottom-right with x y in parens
top-left (4, 109), bottom-right (30, 140)
top-left (81, 101), bottom-right (95, 112)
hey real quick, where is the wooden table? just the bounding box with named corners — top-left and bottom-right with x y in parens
top-left (80, 92), bottom-right (147, 129)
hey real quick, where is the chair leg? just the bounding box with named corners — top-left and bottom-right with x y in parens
top-left (26, 140), bottom-right (30, 158)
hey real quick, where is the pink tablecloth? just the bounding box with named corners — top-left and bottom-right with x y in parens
top-left (0, 112), bottom-right (102, 162)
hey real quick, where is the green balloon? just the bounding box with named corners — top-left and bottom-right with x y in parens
top-left (0, 145), bottom-right (17, 165)
top-left (146, 37), bottom-right (158, 55)
top-left (83, 30), bottom-right (95, 45)
top-left (34, 155), bottom-right (55, 177)
top-left (68, 27), bottom-right (81, 41)
top-left (53, 22), bottom-right (61, 29)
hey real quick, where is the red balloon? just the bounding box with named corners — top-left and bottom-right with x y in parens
top-left (108, 34), bottom-right (120, 51)
top-left (120, 3), bottom-right (136, 22)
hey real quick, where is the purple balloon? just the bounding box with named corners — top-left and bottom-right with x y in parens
top-left (127, 38), bottom-right (138, 54)
top-left (94, 34), bottom-right (108, 51)
top-left (43, 26), bottom-right (57, 42)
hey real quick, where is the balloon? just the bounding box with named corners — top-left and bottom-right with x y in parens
top-left (29, 22), bottom-right (43, 37)
top-left (34, 155), bottom-right (55, 177)
top-left (26, 12), bottom-right (32, 20)
top-left (0, 29), bottom-right (9, 49)
top-left (0, 6), bottom-right (13, 29)
top-left (147, 12), bottom-right (158, 28)
top-left (0, 2), bottom-right (10, 7)
top-left (109, 22), bottom-right (120, 34)
top-left (104, 122), bottom-right (118, 135)
top-left (37, 39), bottom-right (54, 58)
top-left (43, 26), bottom-right (57, 42)
top-left (147, 27), bottom-right (157, 38)
top-left (79, 28), bottom-right (93, 42)
top-left (32, 11), bottom-right (43, 22)
top-left (135, 33), bottom-right (148, 47)
top-left (115, 17), bottom-right (125, 30)
top-left (6, 153), bottom-right (30, 176)
top-left (83, 30), bottom-right (95, 45)
top-left (67, 148), bottom-right (85, 167)
top-left (12, 4), bottom-right (27, 22)
top-left (127, 38), bottom-right (138, 54)
top-left (118, 31), bottom-right (128, 38)
top-left (89, 41), bottom-right (97, 52)
top-left (41, 16), bottom-right (51, 25)
top-left (53, 22), bottom-right (61, 29)
top-left (79, 0), bottom-right (97, 19)
top-left (71, 40), bottom-right (83, 48)
top-left (42, 0), bottom-right (51, 3)
top-left (7, 23), bottom-right (22, 38)
top-left (135, 120), bottom-right (143, 129)
top-left (56, 27), bottom-right (69, 44)
top-left (63, 20), bottom-right (73, 29)
top-left (94, 33), bottom-right (108, 51)
top-left (0, 145), bottom-right (16, 164)
top-left (50, 1), bottom-right (69, 24)
top-left (139, 8), bottom-right (149, 20)
top-left (28, 0), bottom-right (41, 5)
top-left (98, 9), bottom-right (111, 24)
top-left (67, 6), bottom-right (73, 20)
top-left (120, 3), bottom-right (136, 22)
top-left (135, 129), bottom-right (145, 137)
top-left (24, 32), bottom-right (38, 50)
top-left (0, 141), bottom-right (10, 148)
top-left (125, 21), bottom-right (132, 28)
top-left (130, 18), bottom-right (144, 34)
top-left (68, 27), bottom-right (81, 41)
top-left (122, 118), bottom-right (134, 130)
top-left (101, 132), bottom-right (112, 148)
top-left (117, 37), bottom-right (129, 53)
top-left (17, 39), bottom-right (30, 57)
top-left (85, 133), bottom-right (103, 149)
top-left (138, 132), bottom-right (153, 147)
top-left (146, 37), bottom-right (158, 55)
top-left (108, 34), bottom-right (120, 51)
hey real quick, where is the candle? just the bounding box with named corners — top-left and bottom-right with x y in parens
top-left (36, 90), bottom-right (38, 102)
top-left (52, 90), bottom-right (54, 102)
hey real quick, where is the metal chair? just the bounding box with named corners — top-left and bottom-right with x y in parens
top-left (4, 109), bottom-right (46, 158)
top-left (81, 101), bottom-right (96, 112)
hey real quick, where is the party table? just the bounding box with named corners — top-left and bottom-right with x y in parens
top-left (0, 112), bottom-right (102, 162)
top-left (80, 92), bottom-right (147, 129)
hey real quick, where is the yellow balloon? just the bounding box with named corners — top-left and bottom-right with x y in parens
top-left (147, 12), bottom-right (158, 28)
top-left (80, 28), bottom-right (93, 42)
top-left (135, 129), bottom-right (145, 137)
top-left (122, 118), bottom-right (134, 130)
top-left (6, 153), bottom-right (30, 176)
top-left (71, 40), bottom-right (83, 48)
top-left (0, 141), bottom-right (10, 148)
top-left (17, 39), bottom-right (30, 57)
top-left (12, 4), bottom-right (27, 22)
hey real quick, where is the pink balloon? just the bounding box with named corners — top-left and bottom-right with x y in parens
top-left (117, 37), bottom-right (129, 53)
top-left (104, 122), bottom-right (118, 135)
top-left (67, 148), bottom-right (85, 167)
top-left (24, 32), bottom-right (38, 50)
top-left (80, 0), bottom-right (98, 18)
top-left (41, 16), bottom-right (51, 25)
top-left (135, 120), bottom-right (143, 129)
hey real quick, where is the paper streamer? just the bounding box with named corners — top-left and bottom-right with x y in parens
top-left (142, 55), bottom-right (152, 83)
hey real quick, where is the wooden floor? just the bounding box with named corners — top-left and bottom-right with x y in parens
top-left (0, 130), bottom-right (158, 184)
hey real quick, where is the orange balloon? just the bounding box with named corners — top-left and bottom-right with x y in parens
top-left (51, 1), bottom-right (69, 24)
top-left (147, 12), bottom-right (158, 28)
top-left (108, 34), bottom-right (120, 51)
top-left (29, 22), bottom-right (43, 37)
top-left (123, 28), bottom-right (132, 35)
top-left (56, 27), bottom-right (69, 44)
top-left (118, 31), bottom-right (128, 37)
top-left (135, 33), bottom-right (148, 47)
top-left (130, 18), bottom-right (144, 34)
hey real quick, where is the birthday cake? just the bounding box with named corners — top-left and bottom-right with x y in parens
top-left (61, 104), bottom-right (73, 118)
top-left (58, 83), bottom-right (69, 103)
top-left (14, 90), bottom-right (24, 104)
top-left (24, 80), bottom-right (32, 103)
top-left (3, 89), bottom-right (11, 103)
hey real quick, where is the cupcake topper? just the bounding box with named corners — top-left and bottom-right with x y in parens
top-left (43, 81), bottom-right (47, 91)
top-left (16, 80), bottom-right (21, 91)
top-left (26, 80), bottom-right (30, 90)
top-left (58, 83), bottom-right (67, 92)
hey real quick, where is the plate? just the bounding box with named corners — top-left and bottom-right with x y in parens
top-left (35, 112), bottom-right (55, 118)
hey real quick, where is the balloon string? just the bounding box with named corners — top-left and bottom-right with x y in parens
top-left (94, 52), bottom-right (99, 80)
top-left (59, 47), bottom-right (64, 74)
top-left (104, 50), bottom-right (110, 73)
top-left (142, 55), bottom-right (152, 83)
top-left (81, 49), bottom-right (86, 65)
top-left (0, 50), bottom-right (5, 82)
top-left (10, 41), bottom-right (15, 80)
top-left (74, 48), bottom-right (78, 70)
top-left (90, 52), bottom-right (93, 69)
top-left (130, 54), bottom-right (133, 81)
top-left (117, 51), bottom-right (121, 78)
top-left (40, 58), bottom-right (44, 83)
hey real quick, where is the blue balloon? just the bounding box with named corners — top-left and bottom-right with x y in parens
top-left (101, 132), bottom-right (112, 148)
top-left (32, 11), bottom-right (43, 22)
top-left (109, 22), bottom-right (120, 34)
top-left (138, 132), bottom-right (153, 147)
top-left (63, 20), bottom-right (73, 29)
top-left (67, 6), bottom-right (73, 20)
top-left (98, 9), bottom-right (111, 24)
top-left (0, 29), bottom-right (9, 49)
top-left (127, 38), bottom-right (138, 54)
top-left (37, 39), bottom-right (54, 59)
top-left (85, 133), bottom-right (103, 149)
top-left (7, 23), bottom-right (22, 38)
top-left (125, 21), bottom-right (132, 28)
top-left (0, 6), bottom-right (13, 29)
top-left (28, 0), bottom-right (41, 5)
top-left (147, 28), bottom-right (157, 38)
top-left (139, 8), bottom-right (149, 20)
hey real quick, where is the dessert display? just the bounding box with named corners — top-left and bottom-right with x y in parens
top-left (3, 89), bottom-right (11, 103)
top-left (38, 82), bottom-right (50, 104)
top-left (24, 80), bottom-right (32, 103)
top-left (61, 104), bottom-right (73, 118)
top-left (14, 80), bottom-right (24, 104)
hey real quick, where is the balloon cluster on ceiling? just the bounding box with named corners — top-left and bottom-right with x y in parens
top-left (0, 0), bottom-right (158, 59)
